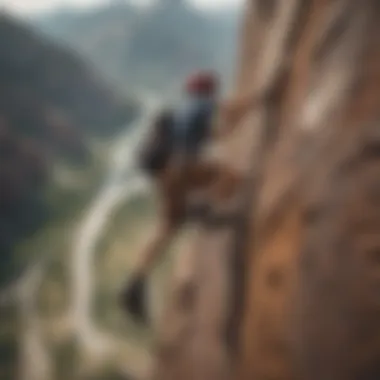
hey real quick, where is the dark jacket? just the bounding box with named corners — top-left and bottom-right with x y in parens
top-left (171, 96), bottom-right (215, 155)
top-left (139, 97), bottom-right (215, 175)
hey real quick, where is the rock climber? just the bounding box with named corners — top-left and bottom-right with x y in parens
top-left (119, 70), bottom-right (252, 324)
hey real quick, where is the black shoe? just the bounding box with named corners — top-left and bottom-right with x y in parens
top-left (120, 274), bottom-right (149, 325)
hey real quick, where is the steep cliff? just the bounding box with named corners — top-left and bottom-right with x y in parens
top-left (234, 2), bottom-right (380, 380)
top-left (151, 1), bottom-right (380, 380)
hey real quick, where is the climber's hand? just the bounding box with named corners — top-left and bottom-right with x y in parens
top-left (120, 273), bottom-right (149, 325)
top-left (218, 95), bottom-right (253, 135)
top-left (220, 98), bottom-right (243, 126)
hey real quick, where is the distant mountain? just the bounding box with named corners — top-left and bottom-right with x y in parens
top-left (0, 13), bottom-right (140, 287)
top-left (32, 0), bottom-right (242, 93)
top-left (34, 2), bottom-right (139, 86)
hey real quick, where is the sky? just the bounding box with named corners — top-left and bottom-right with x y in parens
top-left (0, 0), bottom-right (244, 15)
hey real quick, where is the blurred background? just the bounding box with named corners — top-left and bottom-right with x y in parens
top-left (0, 0), bottom-right (244, 379)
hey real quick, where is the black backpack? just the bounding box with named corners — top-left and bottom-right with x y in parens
top-left (138, 109), bottom-right (175, 175)
top-left (138, 101), bottom-right (214, 176)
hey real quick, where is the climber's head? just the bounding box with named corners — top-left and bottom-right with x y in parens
top-left (184, 70), bottom-right (219, 97)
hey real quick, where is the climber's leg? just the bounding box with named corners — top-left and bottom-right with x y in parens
top-left (120, 165), bottom-right (187, 323)
top-left (120, 216), bottom-right (182, 323)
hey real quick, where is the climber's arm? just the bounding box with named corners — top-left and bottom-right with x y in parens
top-left (212, 93), bottom-right (259, 140)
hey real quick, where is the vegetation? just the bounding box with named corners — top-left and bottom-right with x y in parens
top-left (0, 12), bottom-right (140, 288)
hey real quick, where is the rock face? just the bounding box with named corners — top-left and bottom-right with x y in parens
top-left (150, 1), bottom-right (380, 380)
top-left (234, 2), bottom-right (380, 380)
top-left (151, 227), bottom-right (233, 380)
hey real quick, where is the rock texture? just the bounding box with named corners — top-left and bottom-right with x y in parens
top-left (150, 1), bottom-right (380, 380)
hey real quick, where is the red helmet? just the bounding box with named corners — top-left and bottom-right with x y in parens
top-left (185, 70), bottom-right (219, 95)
